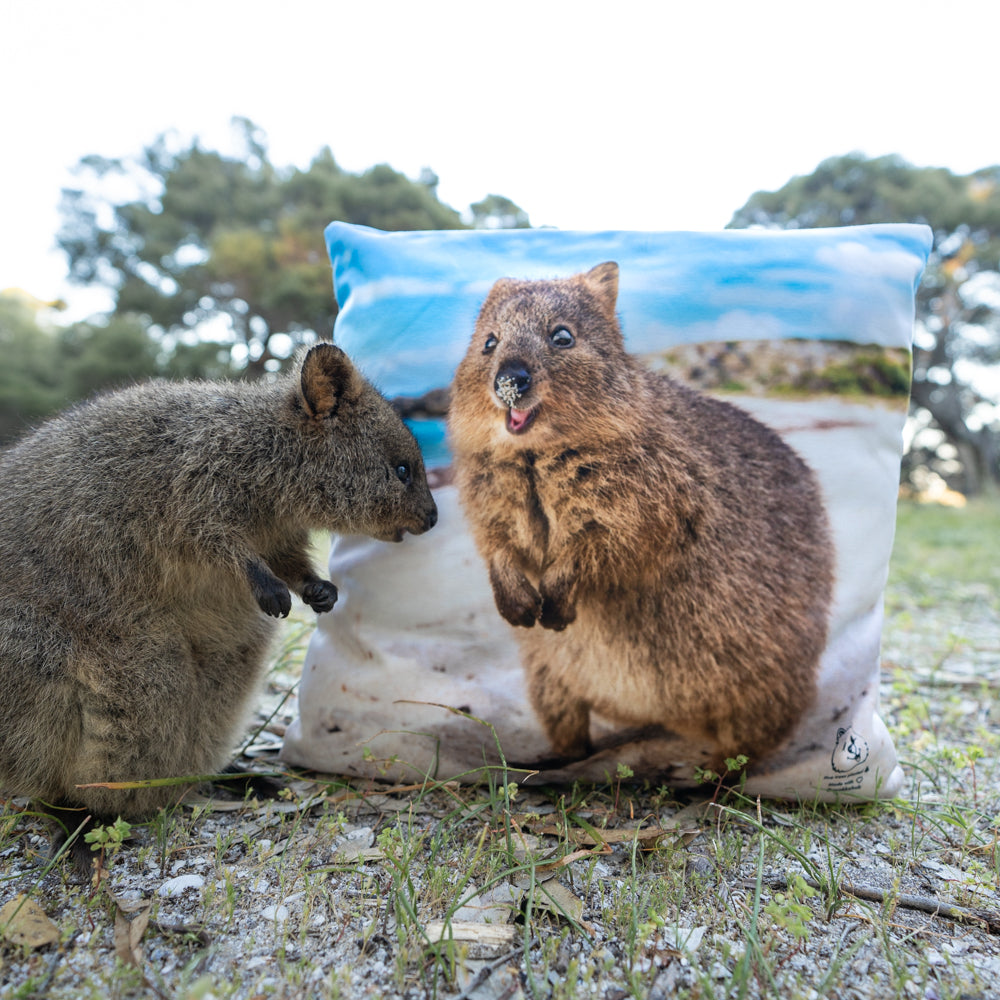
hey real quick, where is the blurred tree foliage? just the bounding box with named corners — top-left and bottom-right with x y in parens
top-left (0, 295), bottom-right (62, 440)
top-left (0, 294), bottom-right (158, 443)
top-left (729, 153), bottom-right (1000, 495)
top-left (57, 118), bottom-right (528, 378)
top-left (470, 193), bottom-right (531, 229)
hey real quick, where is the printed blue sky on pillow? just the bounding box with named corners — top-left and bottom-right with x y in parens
top-left (325, 222), bottom-right (933, 401)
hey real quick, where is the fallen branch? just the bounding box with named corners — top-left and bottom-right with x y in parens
top-left (748, 875), bottom-right (1000, 935)
top-left (450, 939), bottom-right (531, 1000)
top-left (151, 920), bottom-right (213, 947)
top-left (912, 669), bottom-right (1000, 688)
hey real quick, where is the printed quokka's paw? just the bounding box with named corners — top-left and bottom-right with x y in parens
top-left (494, 580), bottom-right (541, 628)
top-left (538, 583), bottom-right (576, 631)
top-left (550, 734), bottom-right (594, 760)
top-left (539, 594), bottom-right (576, 631)
top-left (543, 714), bottom-right (593, 760)
top-left (302, 579), bottom-right (338, 614)
top-left (256, 581), bottom-right (292, 618)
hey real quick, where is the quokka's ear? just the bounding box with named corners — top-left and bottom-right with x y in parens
top-left (480, 276), bottom-right (519, 310)
top-left (299, 343), bottom-right (364, 419)
top-left (582, 261), bottom-right (619, 312)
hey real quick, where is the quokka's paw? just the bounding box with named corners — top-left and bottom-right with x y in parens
top-left (302, 579), bottom-right (338, 614)
top-left (545, 721), bottom-right (593, 760)
top-left (246, 561), bottom-right (292, 618)
top-left (493, 578), bottom-right (542, 629)
top-left (538, 584), bottom-right (577, 631)
top-left (46, 809), bottom-right (99, 879)
top-left (255, 579), bottom-right (292, 618)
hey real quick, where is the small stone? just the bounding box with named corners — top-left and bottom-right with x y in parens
top-left (685, 854), bottom-right (716, 880)
top-left (157, 874), bottom-right (205, 897)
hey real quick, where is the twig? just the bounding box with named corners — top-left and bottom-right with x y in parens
top-left (451, 939), bottom-right (531, 1000)
top-left (748, 875), bottom-right (1000, 935)
top-left (151, 920), bottom-right (213, 947)
top-left (909, 669), bottom-right (1000, 688)
top-left (26, 942), bottom-right (67, 999)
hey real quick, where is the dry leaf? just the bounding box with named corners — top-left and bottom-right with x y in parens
top-left (344, 793), bottom-right (420, 814)
top-left (514, 815), bottom-right (673, 847)
top-left (114, 900), bottom-right (151, 968)
top-left (664, 800), bottom-right (717, 828)
top-left (509, 831), bottom-right (543, 862)
top-left (180, 796), bottom-right (251, 812)
top-left (0, 895), bottom-right (60, 949)
top-left (332, 844), bottom-right (385, 863)
top-left (453, 883), bottom-right (521, 924)
top-left (509, 874), bottom-right (587, 925)
top-left (532, 847), bottom-right (612, 875)
top-left (424, 920), bottom-right (519, 949)
top-left (510, 801), bottom-right (715, 855)
top-left (663, 925), bottom-right (707, 952)
top-left (537, 880), bottom-right (585, 923)
top-left (182, 792), bottom-right (323, 816)
top-left (529, 880), bottom-right (588, 927)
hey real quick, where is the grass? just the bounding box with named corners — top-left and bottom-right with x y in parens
top-left (890, 498), bottom-right (1000, 599)
top-left (2, 500), bottom-right (1000, 998)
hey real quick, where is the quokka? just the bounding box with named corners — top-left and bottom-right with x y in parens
top-left (0, 343), bottom-right (436, 867)
top-left (448, 262), bottom-right (833, 775)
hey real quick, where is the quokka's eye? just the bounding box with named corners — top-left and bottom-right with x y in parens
top-left (549, 325), bottom-right (575, 348)
top-left (395, 463), bottom-right (412, 485)
top-left (483, 335), bottom-right (498, 354)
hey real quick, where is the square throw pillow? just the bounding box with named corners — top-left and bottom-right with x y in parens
top-left (280, 223), bottom-right (932, 801)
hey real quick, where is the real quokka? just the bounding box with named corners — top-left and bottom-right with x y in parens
top-left (0, 343), bottom-right (436, 867)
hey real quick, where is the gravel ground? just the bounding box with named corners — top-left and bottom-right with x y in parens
top-left (2, 554), bottom-right (999, 999)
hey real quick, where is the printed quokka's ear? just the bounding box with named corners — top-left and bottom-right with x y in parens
top-left (582, 261), bottom-right (619, 313)
top-left (299, 343), bottom-right (364, 419)
top-left (480, 276), bottom-right (519, 311)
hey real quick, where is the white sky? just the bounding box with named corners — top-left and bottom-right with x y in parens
top-left (4, 0), bottom-right (999, 320)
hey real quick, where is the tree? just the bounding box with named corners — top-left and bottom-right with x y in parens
top-left (58, 314), bottom-right (161, 400)
top-left (0, 293), bottom-right (160, 444)
top-left (58, 119), bottom-right (529, 377)
top-left (729, 153), bottom-right (1000, 495)
top-left (0, 294), bottom-right (63, 442)
top-left (470, 194), bottom-right (531, 229)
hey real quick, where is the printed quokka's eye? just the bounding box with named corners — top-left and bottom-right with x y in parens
top-left (549, 325), bottom-right (575, 348)
top-left (483, 335), bottom-right (498, 354)
top-left (395, 463), bottom-right (412, 485)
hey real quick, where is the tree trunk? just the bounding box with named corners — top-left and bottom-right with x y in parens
top-left (909, 377), bottom-right (1000, 496)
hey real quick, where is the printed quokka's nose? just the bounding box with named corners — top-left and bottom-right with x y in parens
top-left (495, 362), bottom-right (531, 403)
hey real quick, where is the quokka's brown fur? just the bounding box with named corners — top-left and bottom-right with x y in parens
top-left (0, 344), bottom-right (436, 866)
top-left (449, 262), bottom-right (833, 773)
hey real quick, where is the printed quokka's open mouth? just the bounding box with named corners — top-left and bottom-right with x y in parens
top-left (506, 406), bottom-right (537, 435)
top-left (377, 525), bottom-right (411, 543)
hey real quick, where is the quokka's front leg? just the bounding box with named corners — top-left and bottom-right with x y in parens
top-left (264, 534), bottom-right (339, 614)
top-left (245, 557), bottom-right (293, 618)
top-left (488, 557), bottom-right (542, 628)
top-left (536, 520), bottom-right (608, 630)
top-left (300, 578), bottom-right (338, 614)
top-left (537, 568), bottom-right (578, 631)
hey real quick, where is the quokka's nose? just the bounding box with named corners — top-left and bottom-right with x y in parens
top-left (495, 362), bottom-right (532, 402)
